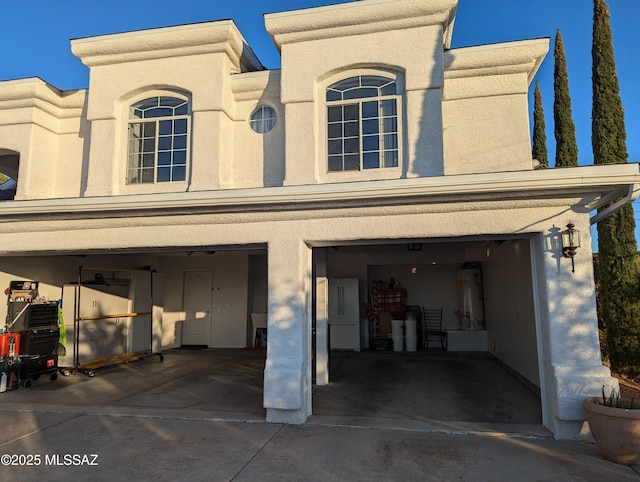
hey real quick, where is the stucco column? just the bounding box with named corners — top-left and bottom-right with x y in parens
top-left (532, 222), bottom-right (618, 440)
top-left (264, 236), bottom-right (312, 424)
top-left (188, 110), bottom-right (222, 191)
top-left (83, 118), bottom-right (117, 197)
top-left (405, 88), bottom-right (444, 177)
top-left (282, 102), bottom-right (317, 186)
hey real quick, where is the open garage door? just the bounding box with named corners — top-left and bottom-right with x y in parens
top-left (311, 238), bottom-right (543, 432)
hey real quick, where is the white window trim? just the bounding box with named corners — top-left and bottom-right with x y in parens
top-left (317, 69), bottom-right (404, 184)
top-left (119, 90), bottom-right (191, 195)
top-left (249, 103), bottom-right (279, 134)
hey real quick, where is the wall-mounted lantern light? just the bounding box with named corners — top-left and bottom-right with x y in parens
top-left (561, 223), bottom-right (581, 273)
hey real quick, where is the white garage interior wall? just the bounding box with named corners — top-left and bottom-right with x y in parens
top-left (159, 250), bottom-right (263, 348)
top-left (483, 238), bottom-right (540, 390)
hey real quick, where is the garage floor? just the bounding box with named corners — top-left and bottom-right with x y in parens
top-left (311, 350), bottom-right (545, 436)
top-left (3, 348), bottom-right (545, 436)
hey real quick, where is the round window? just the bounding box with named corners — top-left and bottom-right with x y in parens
top-left (250, 105), bottom-right (277, 133)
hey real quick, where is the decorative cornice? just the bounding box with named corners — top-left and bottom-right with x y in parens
top-left (444, 38), bottom-right (549, 85)
top-left (0, 78), bottom-right (86, 120)
top-left (231, 70), bottom-right (281, 101)
top-left (71, 20), bottom-right (263, 73)
top-left (265, 0), bottom-right (457, 51)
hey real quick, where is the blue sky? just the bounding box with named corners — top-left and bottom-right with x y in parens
top-left (0, 0), bottom-right (638, 249)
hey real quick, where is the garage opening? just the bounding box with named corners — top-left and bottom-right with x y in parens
top-left (0, 247), bottom-right (267, 414)
top-left (311, 238), bottom-right (544, 431)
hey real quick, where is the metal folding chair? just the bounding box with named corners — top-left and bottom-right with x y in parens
top-left (422, 307), bottom-right (446, 350)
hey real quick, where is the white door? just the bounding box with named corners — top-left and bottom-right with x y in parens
top-left (182, 270), bottom-right (212, 346)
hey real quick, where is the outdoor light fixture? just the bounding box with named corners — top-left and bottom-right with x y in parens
top-left (561, 223), bottom-right (581, 273)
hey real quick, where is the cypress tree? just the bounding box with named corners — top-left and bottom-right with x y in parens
top-left (532, 81), bottom-right (548, 168)
top-left (592, 0), bottom-right (640, 376)
top-left (553, 30), bottom-right (578, 167)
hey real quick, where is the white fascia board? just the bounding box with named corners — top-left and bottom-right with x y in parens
top-left (1, 164), bottom-right (638, 217)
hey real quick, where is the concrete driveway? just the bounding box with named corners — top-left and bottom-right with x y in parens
top-left (0, 348), bottom-right (638, 480)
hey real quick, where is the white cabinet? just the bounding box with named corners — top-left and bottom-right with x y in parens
top-left (60, 282), bottom-right (130, 366)
top-left (328, 278), bottom-right (359, 322)
top-left (328, 278), bottom-right (360, 351)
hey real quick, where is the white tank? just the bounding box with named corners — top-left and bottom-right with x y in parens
top-left (457, 269), bottom-right (485, 330)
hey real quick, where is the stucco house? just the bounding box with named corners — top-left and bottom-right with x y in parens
top-left (0, 0), bottom-right (638, 439)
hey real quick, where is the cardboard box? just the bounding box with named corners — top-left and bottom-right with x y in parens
top-left (377, 312), bottom-right (394, 336)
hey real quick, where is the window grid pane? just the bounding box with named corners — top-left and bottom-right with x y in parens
top-left (127, 96), bottom-right (190, 184)
top-left (326, 76), bottom-right (399, 172)
top-left (326, 76), bottom-right (397, 102)
top-left (326, 104), bottom-right (361, 171)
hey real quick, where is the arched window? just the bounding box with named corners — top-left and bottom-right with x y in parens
top-left (127, 96), bottom-right (189, 184)
top-left (326, 75), bottom-right (399, 172)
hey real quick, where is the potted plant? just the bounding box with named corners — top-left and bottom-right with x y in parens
top-left (582, 387), bottom-right (640, 464)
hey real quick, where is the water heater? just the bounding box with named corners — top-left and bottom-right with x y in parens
top-left (457, 269), bottom-right (485, 330)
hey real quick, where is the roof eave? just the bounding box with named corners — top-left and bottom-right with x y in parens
top-left (1, 164), bottom-right (638, 218)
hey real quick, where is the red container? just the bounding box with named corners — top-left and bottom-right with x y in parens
top-left (0, 333), bottom-right (21, 358)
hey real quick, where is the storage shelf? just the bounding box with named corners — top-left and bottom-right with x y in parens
top-left (79, 311), bottom-right (151, 321)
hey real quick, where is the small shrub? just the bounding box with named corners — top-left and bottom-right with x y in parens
top-left (597, 386), bottom-right (636, 409)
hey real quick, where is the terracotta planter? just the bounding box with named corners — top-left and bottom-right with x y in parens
top-left (582, 397), bottom-right (640, 465)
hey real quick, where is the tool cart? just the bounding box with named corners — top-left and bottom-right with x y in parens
top-left (5, 281), bottom-right (59, 387)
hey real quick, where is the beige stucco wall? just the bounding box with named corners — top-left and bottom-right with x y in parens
top-left (277, 25), bottom-right (446, 185)
top-left (69, 20), bottom-right (263, 197)
top-left (442, 40), bottom-right (548, 174)
top-left (0, 4), bottom-right (548, 201)
top-left (81, 53), bottom-right (240, 196)
top-left (0, 80), bottom-right (87, 200)
top-left (231, 70), bottom-right (285, 188)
